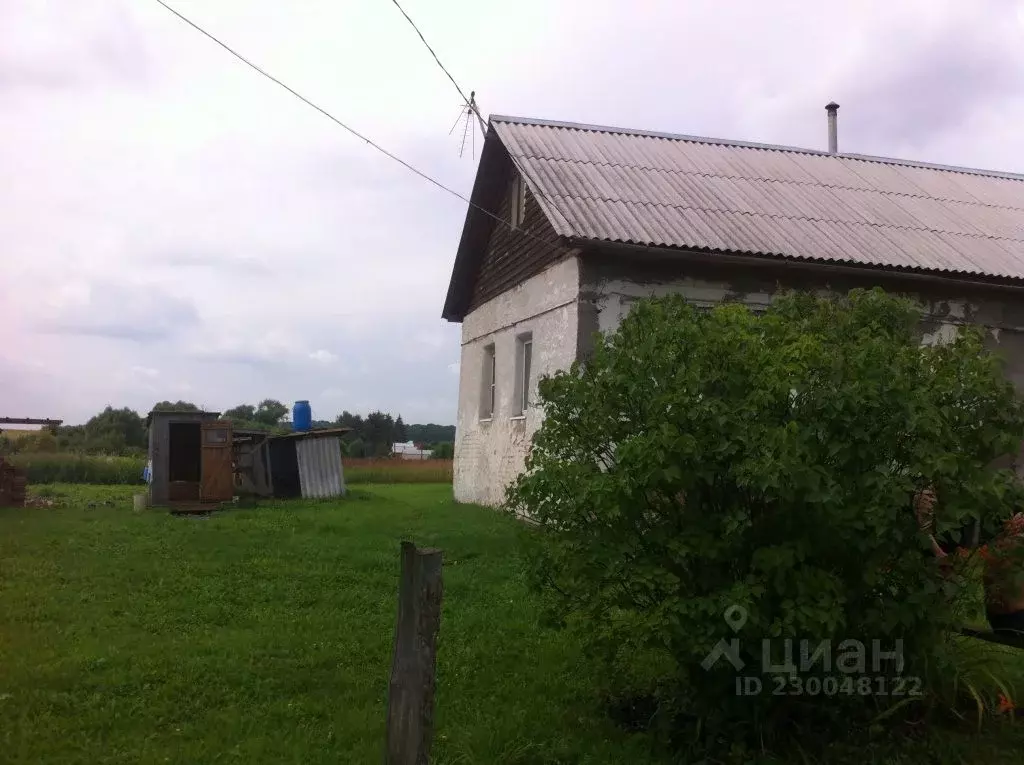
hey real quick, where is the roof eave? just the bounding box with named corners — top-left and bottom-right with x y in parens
top-left (571, 238), bottom-right (1024, 292)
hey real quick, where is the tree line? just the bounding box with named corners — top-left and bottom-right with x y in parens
top-left (332, 411), bottom-right (454, 458)
top-left (0, 400), bottom-right (454, 459)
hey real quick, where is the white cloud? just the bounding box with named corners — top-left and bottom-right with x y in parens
top-left (309, 349), bottom-right (338, 364)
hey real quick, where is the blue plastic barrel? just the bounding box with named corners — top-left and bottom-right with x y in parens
top-left (292, 400), bottom-right (312, 432)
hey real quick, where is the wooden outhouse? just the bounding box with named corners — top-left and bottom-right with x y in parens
top-left (146, 409), bottom-right (235, 507)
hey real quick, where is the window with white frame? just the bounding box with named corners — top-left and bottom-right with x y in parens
top-left (510, 172), bottom-right (526, 228)
top-left (514, 333), bottom-right (533, 415)
top-left (480, 344), bottom-right (496, 419)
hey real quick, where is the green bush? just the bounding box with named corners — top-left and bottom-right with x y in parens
top-left (432, 441), bottom-right (455, 459)
top-left (507, 289), bottom-right (1024, 756)
top-left (10, 453), bottom-right (145, 485)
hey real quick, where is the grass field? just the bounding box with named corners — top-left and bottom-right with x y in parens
top-left (0, 429), bottom-right (44, 441)
top-left (341, 458), bottom-right (453, 484)
top-left (3, 484), bottom-right (1024, 764)
top-left (7, 454), bottom-right (453, 485)
top-left (0, 483), bottom-right (657, 765)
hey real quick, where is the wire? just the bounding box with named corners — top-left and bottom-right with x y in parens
top-left (382, 0), bottom-right (560, 215)
top-left (152, 1), bottom-right (567, 265)
top-left (152, 0), bottom-right (471, 206)
top-left (387, 0), bottom-right (486, 136)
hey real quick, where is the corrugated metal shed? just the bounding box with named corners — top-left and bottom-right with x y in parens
top-left (266, 428), bottom-right (349, 500)
top-left (490, 115), bottom-right (1024, 280)
top-left (296, 436), bottom-right (345, 499)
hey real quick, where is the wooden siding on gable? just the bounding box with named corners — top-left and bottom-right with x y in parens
top-left (467, 170), bottom-right (566, 312)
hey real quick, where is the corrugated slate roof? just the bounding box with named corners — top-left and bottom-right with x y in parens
top-left (490, 115), bottom-right (1024, 280)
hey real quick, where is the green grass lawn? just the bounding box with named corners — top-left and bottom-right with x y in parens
top-left (4, 484), bottom-right (1024, 764)
top-left (0, 484), bottom-right (658, 765)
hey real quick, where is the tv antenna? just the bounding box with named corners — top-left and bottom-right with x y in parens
top-left (449, 91), bottom-right (484, 159)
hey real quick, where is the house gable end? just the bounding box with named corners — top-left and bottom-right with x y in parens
top-left (467, 170), bottom-right (564, 313)
top-left (441, 128), bottom-right (568, 322)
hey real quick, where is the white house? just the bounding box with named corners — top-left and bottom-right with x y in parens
top-left (442, 110), bottom-right (1024, 507)
top-left (392, 441), bottom-right (433, 460)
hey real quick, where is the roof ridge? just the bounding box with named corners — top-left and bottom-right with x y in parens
top-left (542, 192), bottom-right (1024, 246)
top-left (490, 114), bottom-right (1024, 183)
top-left (511, 154), bottom-right (1024, 214)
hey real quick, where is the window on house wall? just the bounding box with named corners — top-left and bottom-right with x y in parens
top-left (480, 344), bottom-right (496, 420)
top-left (522, 337), bottom-right (533, 410)
top-left (510, 172), bottom-right (526, 228)
top-left (514, 333), bottom-right (533, 415)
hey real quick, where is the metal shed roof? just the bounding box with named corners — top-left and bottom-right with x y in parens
top-left (144, 410), bottom-right (220, 426)
top-left (268, 427), bottom-right (353, 442)
top-left (489, 115), bottom-right (1024, 281)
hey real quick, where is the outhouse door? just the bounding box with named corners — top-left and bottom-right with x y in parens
top-left (200, 421), bottom-right (234, 502)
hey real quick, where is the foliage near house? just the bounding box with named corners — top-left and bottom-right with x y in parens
top-left (507, 288), bottom-right (1024, 758)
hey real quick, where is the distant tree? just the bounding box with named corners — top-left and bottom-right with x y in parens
top-left (221, 404), bottom-right (283, 433)
top-left (254, 399), bottom-right (288, 426)
top-left (362, 411), bottom-right (391, 453)
top-left (54, 424), bottom-right (88, 452)
top-left (394, 415), bottom-right (408, 443)
top-left (151, 400), bottom-right (200, 413)
top-left (51, 406), bottom-right (149, 455)
top-left (343, 438), bottom-right (366, 458)
top-left (84, 407), bottom-right (146, 451)
top-left (223, 404), bottom-right (256, 421)
top-left (432, 441), bottom-right (454, 459)
top-left (335, 411), bottom-right (364, 431)
top-left (407, 423), bottom-right (456, 444)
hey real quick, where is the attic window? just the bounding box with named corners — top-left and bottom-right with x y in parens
top-left (510, 171), bottom-right (526, 228)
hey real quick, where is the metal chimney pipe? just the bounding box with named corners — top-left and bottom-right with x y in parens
top-left (825, 102), bottom-right (839, 154)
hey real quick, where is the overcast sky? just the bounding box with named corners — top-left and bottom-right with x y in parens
top-left (3, 0), bottom-right (1024, 426)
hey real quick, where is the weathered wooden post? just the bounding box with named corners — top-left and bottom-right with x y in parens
top-left (385, 541), bottom-right (443, 765)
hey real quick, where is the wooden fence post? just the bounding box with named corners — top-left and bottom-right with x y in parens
top-left (385, 541), bottom-right (444, 765)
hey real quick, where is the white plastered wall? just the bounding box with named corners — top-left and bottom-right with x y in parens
top-left (453, 256), bottom-right (581, 506)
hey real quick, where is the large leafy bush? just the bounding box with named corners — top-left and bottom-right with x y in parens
top-left (506, 288), bottom-right (1024, 752)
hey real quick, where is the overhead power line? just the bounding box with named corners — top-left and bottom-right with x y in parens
top-left (378, 0), bottom-right (565, 248)
top-left (381, 0), bottom-right (560, 216)
top-left (151, 0), bottom-right (561, 259)
top-left (387, 0), bottom-right (487, 137)
top-left (152, 0), bottom-right (468, 207)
